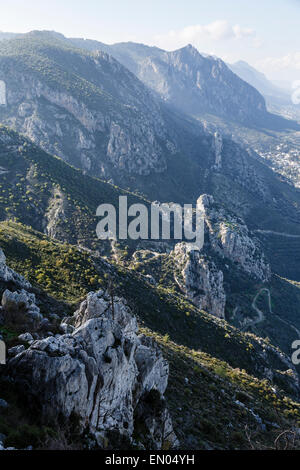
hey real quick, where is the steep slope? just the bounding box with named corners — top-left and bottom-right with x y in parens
top-left (122, 198), bottom-right (300, 359)
top-left (0, 33), bottom-right (300, 240)
top-left (2, 91), bottom-right (300, 247)
top-left (0, 122), bottom-right (298, 384)
top-left (69, 36), bottom-right (300, 209)
top-left (1, 223), bottom-right (300, 449)
top-left (0, 30), bottom-right (300, 452)
top-left (0, 124), bottom-right (300, 448)
top-left (0, 31), bottom-right (176, 178)
top-left (1, 32), bottom-right (300, 206)
top-left (0, 125), bottom-right (150, 246)
top-left (70, 36), bottom-right (300, 193)
top-left (0, 32), bottom-right (224, 205)
top-left (1, 125), bottom-right (300, 354)
top-left (0, 220), bottom-right (299, 396)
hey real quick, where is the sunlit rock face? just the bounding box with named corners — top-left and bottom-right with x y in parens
top-left (198, 195), bottom-right (271, 283)
top-left (8, 290), bottom-right (179, 450)
top-left (0, 80), bottom-right (6, 106)
top-left (0, 48), bottom-right (171, 178)
top-left (174, 242), bottom-right (226, 319)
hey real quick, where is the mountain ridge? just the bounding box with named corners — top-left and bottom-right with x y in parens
top-left (68, 35), bottom-right (300, 130)
top-left (0, 33), bottom-right (300, 241)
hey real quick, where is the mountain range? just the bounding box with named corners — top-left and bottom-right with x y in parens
top-left (0, 30), bottom-right (300, 451)
top-left (70, 36), bottom-right (300, 130)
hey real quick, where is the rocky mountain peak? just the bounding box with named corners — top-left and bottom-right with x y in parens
top-left (88, 39), bottom-right (268, 125)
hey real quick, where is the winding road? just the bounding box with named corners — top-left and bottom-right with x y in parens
top-left (254, 229), bottom-right (300, 239)
top-left (242, 287), bottom-right (300, 339)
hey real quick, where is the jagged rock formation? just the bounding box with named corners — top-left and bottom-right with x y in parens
top-left (198, 195), bottom-right (271, 282)
top-left (0, 248), bottom-right (31, 288)
top-left (44, 187), bottom-right (67, 239)
top-left (0, 80), bottom-right (6, 106)
top-left (1, 289), bottom-right (43, 322)
top-left (174, 243), bottom-right (226, 319)
top-left (171, 194), bottom-right (270, 319)
top-left (8, 290), bottom-right (178, 450)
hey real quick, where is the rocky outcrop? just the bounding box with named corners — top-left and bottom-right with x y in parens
top-left (198, 195), bottom-right (271, 282)
top-left (213, 132), bottom-right (223, 170)
top-left (174, 243), bottom-right (226, 319)
top-left (44, 187), bottom-right (67, 239)
top-left (8, 290), bottom-right (178, 450)
top-left (107, 121), bottom-right (166, 174)
top-left (171, 194), bottom-right (271, 318)
top-left (1, 289), bottom-right (43, 323)
top-left (0, 249), bottom-right (31, 288)
top-left (255, 336), bottom-right (300, 395)
top-left (0, 80), bottom-right (6, 106)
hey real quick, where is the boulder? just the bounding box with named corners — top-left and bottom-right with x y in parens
top-left (8, 345), bottom-right (25, 357)
top-left (2, 289), bottom-right (43, 322)
top-left (18, 333), bottom-right (34, 343)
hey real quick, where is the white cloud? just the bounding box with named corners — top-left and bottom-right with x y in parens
top-left (257, 52), bottom-right (300, 72)
top-left (232, 24), bottom-right (255, 40)
top-left (252, 37), bottom-right (263, 49)
top-left (154, 20), bottom-right (256, 50)
top-left (255, 52), bottom-right (300, 82)
top-left (202, 20), bottom-right (233, 40)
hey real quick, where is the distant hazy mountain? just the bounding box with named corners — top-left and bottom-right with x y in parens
top-left (229, 60), bottom-right (300, 121)
top-left (229, 60), bottom-right (288, 100)
top-left (0, 31), bottom-right (19, 41)
top-left (272, 80), bottom-right (292, 92)
top-left (0, 31), bottom-right (298, 129)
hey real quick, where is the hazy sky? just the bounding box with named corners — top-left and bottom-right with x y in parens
top-left (0, 0), bottom-right (299, 83)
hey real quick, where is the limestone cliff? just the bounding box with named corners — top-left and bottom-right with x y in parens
top-left (174, 243), bottom-right (226, 319)
top-left (0, 34), bottom-right (175, 178)
top-left (198, 195), bottom-right (271, 282)
top-left (8, 290), bottom-right (178, 449)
